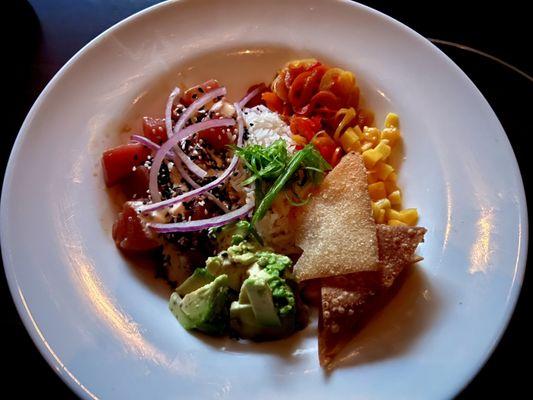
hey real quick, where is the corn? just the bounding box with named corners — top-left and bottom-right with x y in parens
top-left (353, 125), bottom-right (364, 139)
top-left (374, 198), bottom-right (391, 210)
top-left (388, 190), bottom-right (402, 205)
top-left (377, 208), bottom-right (386, 224)
top-left (386, 171), bottom-right (397, 182)
top-left (362, 148), bottom-right (382, 169)
top-left (362, 126), bottom-right (380, 145)
top-left (368, 181), bottom-right (387, 201)
top-left (384, 112), bottom-right (400, 128)
top-left (374, 162), bottom-right (394, 180)
top-left (384, 181), bottom-right (397, 195)
top-left (367, 172), bottom-right (378, 184)
top-left (339, 127), bottom-right (361, 153)
top-left (371, 201), bottom-right (380, 220)
top-left (374, 140), bottom-right (392, 160)
top-left (386, 208), bottom-right (418, 226)
top-left (399, 208), bottom-right (419, 226)
top-left (381, 127), bottom-right (401, 147)
top-left (388, 219), bottom-right (407, 226)
top-left (386, 208), bottom-right (403, 221)
top-left (361, 142), bottom-right (374, 152)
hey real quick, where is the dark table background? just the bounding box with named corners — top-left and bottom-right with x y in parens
top-left (4, 1), bottom-right (531, 398)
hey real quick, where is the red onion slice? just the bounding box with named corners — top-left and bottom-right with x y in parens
top-left (140, 108), bottom-right (244, 213)
top-left (148, 118), bottom-right (235, 203)
top-left (171, 87), bottom-right (228, 179)
top-left (130, 134), bottom-right (162, 153)
top-left (148, 198), bottom-right (254, 233)
top-left (165, 87), bottom-right (181, 138)
top-left (237, 85), bottom-right (263, 109)
top-left (130, 134), bottom-right (228, 212)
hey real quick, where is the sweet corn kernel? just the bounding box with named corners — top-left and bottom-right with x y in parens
top-left (361, 142), bottom-right (374, 152)
top-left (377, 208), bottom-right (386, 224)
top-left (362, 126), bottom-right (380, 145)
top-left (388, 190), bottom-right (402, 205)
top-left (339, 127), bottom-right (361, 153)
top-left (374, 140), bottom-right (392, 160)
top-left (384, 180), bottom-right (398, 195)
top-left (384, 112), bottom-right (400, 128)
top-left (386, 171), bottom-right (397, 182)
top-left (374, 198), bottom-right (391, 210)
top-left (353, 125), bottom-right (364, 139)
top-left (386, 208), bottom-right (403, 221)
top-left (371, 202), bottom-right (381, 221)
top-left (367, 172), bottom-right (378, 184)
top-left (398, 208), bottom-right (419, 226)
top-left (381, 127), bottom-right (401, 147)
top-left (388, 219), bottom-right (407, 226)
top-left (362, 148), bottom-right (382, 169)
top-left (374, 162), bottom-right (394, 180)
top-left (368, 181), bottom-right (387, 201)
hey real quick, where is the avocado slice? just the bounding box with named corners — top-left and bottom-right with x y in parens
top-left (242, 275), bottom-right (281, 327)
top-left (176, 268), bottom-right (215, 296)
top-left (169, 274), bottom-right (232, 335)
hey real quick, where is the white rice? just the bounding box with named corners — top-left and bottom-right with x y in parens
top-left (243, 105), bottom-right (296, 152)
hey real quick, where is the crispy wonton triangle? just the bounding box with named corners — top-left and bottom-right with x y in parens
top-left (318, 225), bottom-right (426, 366)
top-left (294, 152), bottom-right (379, 282)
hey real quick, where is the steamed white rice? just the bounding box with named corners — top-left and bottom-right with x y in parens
top-left (243, 105), bottom-right (296, 153)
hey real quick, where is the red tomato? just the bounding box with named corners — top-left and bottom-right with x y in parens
top-left (244, 83), bottom-right (268, 107)
top-left (102, 143), bottom-right (150, 187)
top-left (120, 165), bottom-right (150, 200)
top-left (330, 146), bottom-right (344, 167)
top-left (308, 90), bottom-right (342, 113)
top-left (142, 117), bottom-right (167, 145)
top-left (197, 126), bottom-right (231, 151)
top-left (288, 66), bottom-right (328, 111)
top-left (311, 133), bottom-right (337, 163)
top-left (356, 108), bottom-right (375, 129)
top-left (180, 79), bottom-right (221, 107)
top-left (112, 202), bottom-right (160, 253)
top-left (284, 61), bottom-right (321, 88)
top-left (290, 116), bottom-right (321, 141)
top-left (261, 92), bottom-right (284, 114)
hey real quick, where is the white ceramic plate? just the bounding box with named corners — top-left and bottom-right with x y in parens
top-left (1, 0), bottom-right (527, 399)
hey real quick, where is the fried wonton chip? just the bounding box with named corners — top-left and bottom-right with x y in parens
top-left (294, 152), bottom-right (379, 282)
top-left (318, 225), bottom-right (426, 366)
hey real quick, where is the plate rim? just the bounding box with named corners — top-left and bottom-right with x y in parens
top-left (1, 0), bottom-right (528, 399)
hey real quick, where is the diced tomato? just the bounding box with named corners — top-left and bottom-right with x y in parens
top-left (308, 90), bottom-right (342, 113)
top-left (120, 165), bottom-right (150, 199)
top-left (356, 108), bottom-right (375, 129)
top-left (284, 60), bottom-right (321, 88)
top-left (330, 146), bottom-right (344, 167)
top-left (180, 79), bottom-right (221, 107)
top-left (290, 116), bottom-right (321, 142)
top-left (142, 117), bottom-right (167, 145)
top-left (244, 83), bottom-right (268, 107)
top-left (311, 132), bottom-right (337, 164)
top-left (102, 143), bottom-right (151, 187)
top-left (112, 202), bottom-right (160, 253)
top-left (261, 92), bottom-right (284, 114)
top-left (197, 126), bottom-right (231, 151)
top-left (288, 66), bottom-right (328, 111)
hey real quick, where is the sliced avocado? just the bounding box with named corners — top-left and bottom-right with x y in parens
top-left (242, 276), bottom-right (280, 327)
top-left (229, 301), bottom-right (297, 341)
top-left (176, 268), bottom-right (215, 296)
top-left (170, 274), bottom-right (232, 335)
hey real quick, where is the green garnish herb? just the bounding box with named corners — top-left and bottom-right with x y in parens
top-left (251, 143), bottom-right (330, 225)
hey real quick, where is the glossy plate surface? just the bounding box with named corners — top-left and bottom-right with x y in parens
top-left (1, 0), bottom-right (527, 399)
